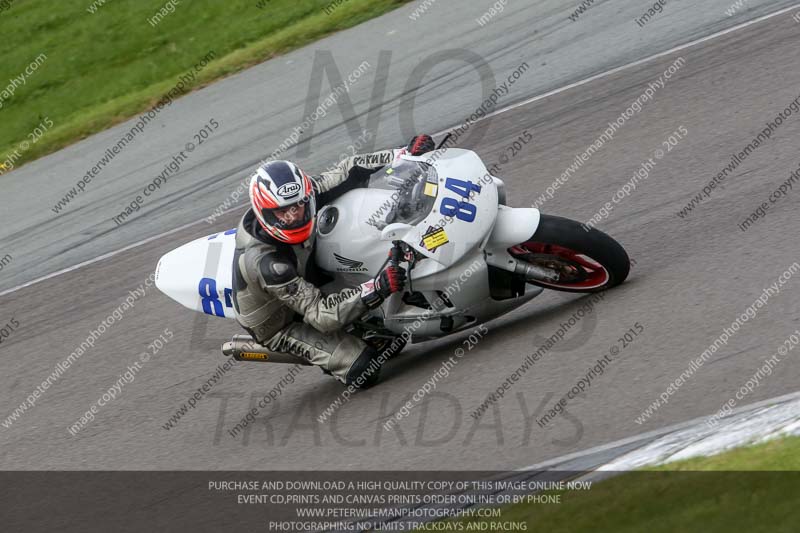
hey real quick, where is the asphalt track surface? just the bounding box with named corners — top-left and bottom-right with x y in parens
top-left (1, 1), bottom-right (800, 470)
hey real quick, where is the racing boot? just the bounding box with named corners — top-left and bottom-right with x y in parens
top-left (344, 345), bottom-right (382, 389)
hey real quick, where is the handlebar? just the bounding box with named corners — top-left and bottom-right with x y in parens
top-left (389, 241), bottom-right (404, 267)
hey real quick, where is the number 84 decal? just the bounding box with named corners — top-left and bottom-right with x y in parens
top-left (439, 177), bottom-right (481, 222)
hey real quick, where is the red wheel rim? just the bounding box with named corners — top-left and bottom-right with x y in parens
top-left (509, 242), bottom-right (610, 290)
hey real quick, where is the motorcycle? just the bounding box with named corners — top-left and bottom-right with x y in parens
top-left (155, 147), bottom-right (630, 367)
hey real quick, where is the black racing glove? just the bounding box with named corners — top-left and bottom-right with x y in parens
top-left (376, 265), bottom-right (406, 297)
top-left (360, 265), bottom-right (407, 309)
top-left (407, 134), bottom-right (435, 156)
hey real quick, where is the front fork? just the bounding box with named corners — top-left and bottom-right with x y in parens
top-left (485, 251), bottom-right (560, 283)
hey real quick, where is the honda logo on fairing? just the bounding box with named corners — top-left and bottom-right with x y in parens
top-left (277, 182), bottom-right (301, 198)
top-left (334, 253), bottom-right (368, 272)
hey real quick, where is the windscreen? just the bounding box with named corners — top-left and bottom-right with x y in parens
top-left (367, 159), bottom-right (438, 229)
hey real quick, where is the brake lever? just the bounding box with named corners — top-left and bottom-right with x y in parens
top-left (435, 133), bottom-right (453, 150)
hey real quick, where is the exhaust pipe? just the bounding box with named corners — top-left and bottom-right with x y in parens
top-left (221, 335), bottom-right (312, 365)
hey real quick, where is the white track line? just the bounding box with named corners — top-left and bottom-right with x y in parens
top-left (518, 389), bottom-right (800, 471)
top-left (447, 3), bottom-right (800, 128)
top-left (2, 4), bottom-right (798, 298)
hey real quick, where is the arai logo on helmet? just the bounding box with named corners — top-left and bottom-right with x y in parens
top-left (276, 182), bottom-right (301, 198)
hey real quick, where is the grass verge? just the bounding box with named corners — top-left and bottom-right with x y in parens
top-left (441, 436), bottom-right (800, 532)
top-left (0, 0), bottom-right (411, 173)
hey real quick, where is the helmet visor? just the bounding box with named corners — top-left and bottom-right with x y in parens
top-left (261, 198), bottom-right (314, 231)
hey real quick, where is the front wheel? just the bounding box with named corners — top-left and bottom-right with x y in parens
top-left (509, 215), bottom-right (630, 293)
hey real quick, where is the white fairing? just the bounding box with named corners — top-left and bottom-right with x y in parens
top-left (485, 206), bottom-right (541, 250)
top-left (315, 149), bottom-right (498, 278)
top-left (155, 148), bottom-right (544, 335)
top-left (155, 229), bottom-right (238, 318)
top-left (313, 188), bottom-right (400, 285)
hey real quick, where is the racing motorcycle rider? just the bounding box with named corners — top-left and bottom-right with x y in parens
top-left (231, 135), bottom-right (436, 388)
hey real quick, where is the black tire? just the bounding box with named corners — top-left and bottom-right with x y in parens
top-left (510, 214), bottom-right (630, 293)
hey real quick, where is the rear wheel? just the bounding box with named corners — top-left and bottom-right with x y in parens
top-left (509, 215), bottom-right (630, 293)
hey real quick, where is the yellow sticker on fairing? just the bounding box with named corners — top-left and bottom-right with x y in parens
top-left (422, 227), bottom-right (449, 250)
top-left (423, 183), bottom-right (438, 197)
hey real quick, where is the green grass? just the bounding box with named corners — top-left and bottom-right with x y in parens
top-left (443, 436), bottom-right (800, 532)
top-left (0, 0), bottom-right (410, 171)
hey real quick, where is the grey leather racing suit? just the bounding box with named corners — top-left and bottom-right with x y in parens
top-left (231, 149), bottom-right (397, 383)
